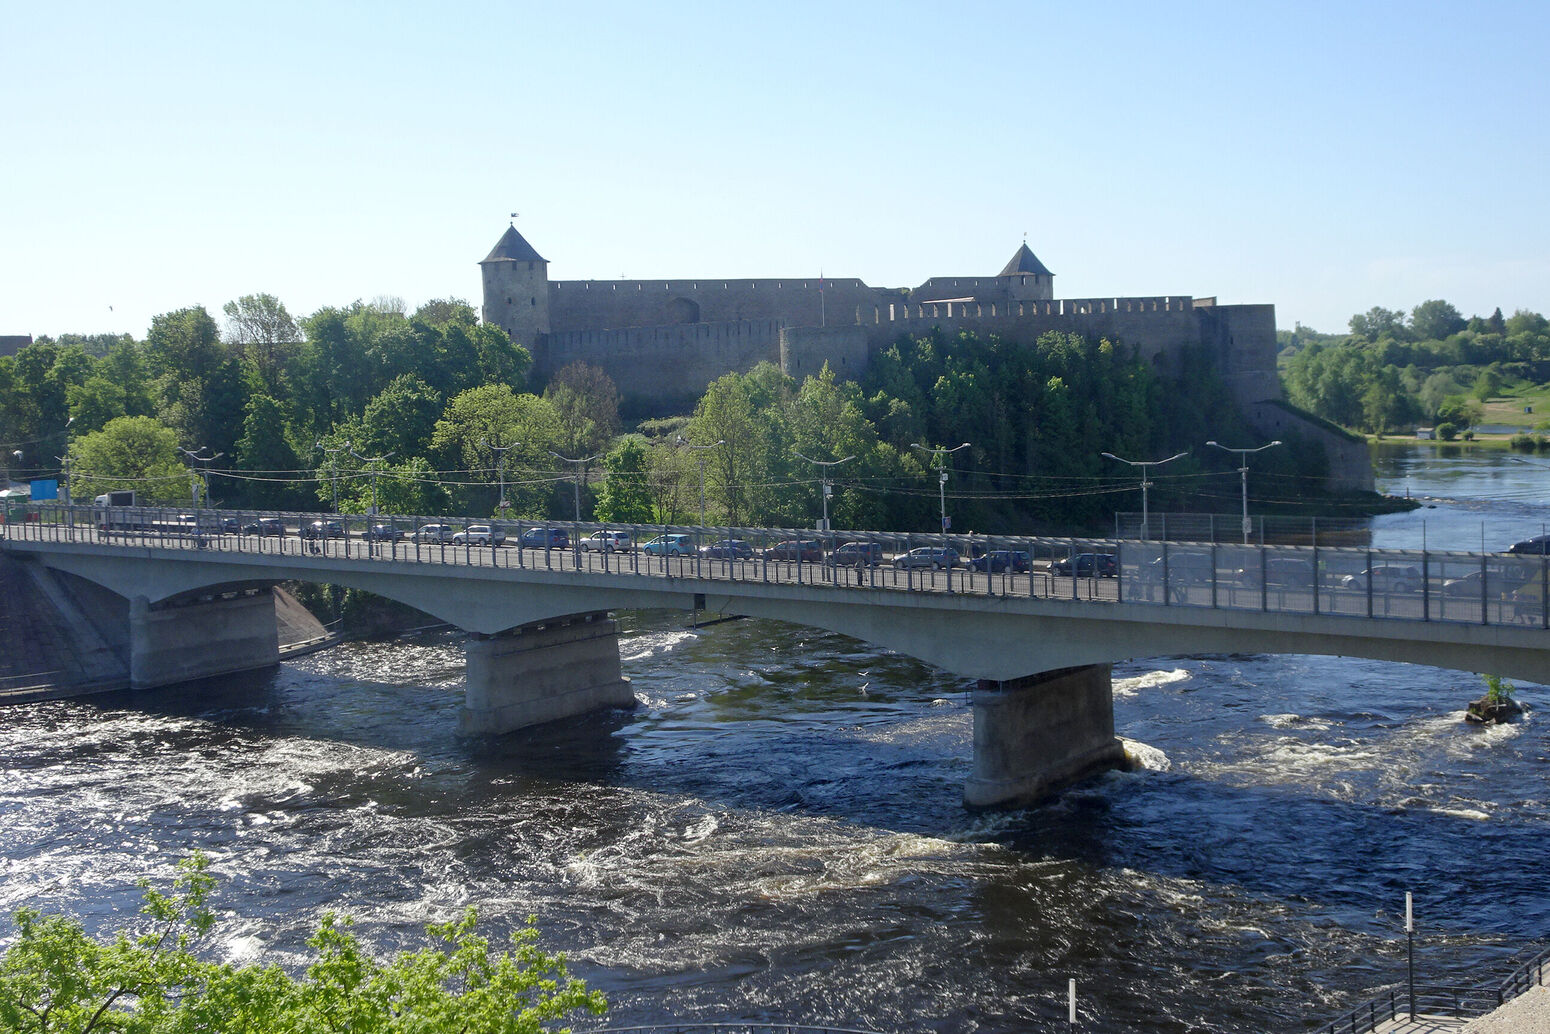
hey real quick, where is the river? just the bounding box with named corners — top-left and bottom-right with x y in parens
top-left (2, 443), bottom-right (1547, 1033)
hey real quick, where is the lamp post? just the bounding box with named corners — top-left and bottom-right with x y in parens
top-left (911, 442), bottom-right (971, 535)
top-left (1101, 450), bottom-right (1189, 540)
top-left (316, 440), bottom-right (347, 514)
top-left (480, 437), bottom-right (518, 520)
top-left (1406, 891), bottom-right (1416, 1023)
top-left (793, 451), bottom-right (855, 535)
top-left (178, 446), bottom-right (224, 516)
top-left (549, 450), bottom-right (601, 523)
top-left (1206, 439), bottom-right (1281, 544)
top-left (346, 442), bottom-right (394, 517)
top-left (59, 416), bottom-right (75, 530)
top-left (675, 436), bottom-right (724, 527)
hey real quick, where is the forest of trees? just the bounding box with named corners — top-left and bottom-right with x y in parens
top-left (1280, 301), bottom-right (1550, 436)
top-left (0, 293), bottom-right (1346, 537)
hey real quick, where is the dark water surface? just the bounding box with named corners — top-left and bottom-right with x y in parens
top-left (3, 444), bottom-right (1548, 1033)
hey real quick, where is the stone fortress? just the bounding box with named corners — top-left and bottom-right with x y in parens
top-left (479, 224), bottom-right (1371, 489)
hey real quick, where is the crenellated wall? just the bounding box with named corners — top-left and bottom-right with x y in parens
top-left (547, 277), bottom-right (879, 332)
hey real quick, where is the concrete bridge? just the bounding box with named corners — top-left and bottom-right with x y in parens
top-left (5, 507), bottom-right (1548, 808)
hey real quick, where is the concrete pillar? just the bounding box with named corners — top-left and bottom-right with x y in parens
top-left (459, 611), bottom-right (636, 735)
top-left (964, 663), bottom-right (1128, 809)
top-left (129, 590), bottom-right (280, 689)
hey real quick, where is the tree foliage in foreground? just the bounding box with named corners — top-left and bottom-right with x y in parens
top-left (0, 853), bottom-right (606, 1034)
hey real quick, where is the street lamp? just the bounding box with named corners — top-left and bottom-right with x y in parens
top-left (793, 451), bottom-right (855, 534)
top-left (675, 436), bottom-right (724, 527)
top-left (59, 416), bottom-right (75, 529)
top-left (1101, 450), bottom-right (1189, 540)
top-left (911, 442), bottom-right (971, 535)
top-left (178, 447), bottom-right (225, 511)
top-left (316, 440), bottom-right (347, 513)
top-left (1206, 439), bottom-right (1281, 544)
top-left (480, 437), bottom-right (518, 520)
top-left (549, 450), bottom-right (601, 523)
top-left (346, 442), bottom-right (394, 517)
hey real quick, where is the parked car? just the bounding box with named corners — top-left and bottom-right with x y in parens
top-left (1507, 534), bottom-right (1550, 555)
top-left (642, 533), bottom-right (695, 556)
top-left (1338, 564), bottom-right (1422, 593)
top-left (764, 539), bottom-right (824, 562)
top-left (580, 530), bottom-right (634, 552)
top-left (242, 517), bottom-right (287, 536)
top-left (302, 519), bottom-right (345, 540)
top-left (826, 541), bottom-right (884, 567)
top-left (892, 546), bottom-right (962, 570)
top-left (415, 523), bottom-right (455, 543)
top-left (972, 549), bottom-right (1033, 573)
top-left (217, 516), bottom-right (241, 533)
top-left (452, 524), bottom-right (506, 546)
top-left (700, 538), bottom-right (754, 559)
top-left (1050, 552), bottom-right (1116, 578)
top-left (366, 523), bottom-right (405, 541)
top-left (518, 526), bottom-right (570, 549)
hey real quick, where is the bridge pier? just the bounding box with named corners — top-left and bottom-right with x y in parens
top-left (964, 663), bottom-right (1128, 809)
top-left (130, 590), bottom-right (280, 689)
top-left (459, 611), bottom-right (636, 735)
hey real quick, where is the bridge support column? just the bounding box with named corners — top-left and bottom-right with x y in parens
top-left (964, 663), bottom-right (1127, 809)
top-left (459, 611), bottom-right (636, 735)
top-left (129, 590), bottom-right (280, 689)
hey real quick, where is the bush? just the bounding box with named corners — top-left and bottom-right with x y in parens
top-left (1511, 433), bottom-right (1537, 451)
top-left (0, 853), bottom-right (607, 1034)
top-left (1435, 422), bottom-right (1459, 441)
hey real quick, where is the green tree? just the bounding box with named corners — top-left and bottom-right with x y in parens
top-left (69, 416), bottom-right (187, 504)
top-left (593, 435), bottom-right (655, 523)
top-left (233, 394), bottom-right (304, 509)
top-left (430, 385), bottom-right (561, 517)
top-left (1408, 299), bottom-right (1466, 341)
top-left (0, 853), bottom-right (607, 1034)
top-left (1349, 306), bottom-right (1410, 341)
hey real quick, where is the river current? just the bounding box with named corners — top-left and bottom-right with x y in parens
top-left (2, 444), bottom-right (1547, 1033)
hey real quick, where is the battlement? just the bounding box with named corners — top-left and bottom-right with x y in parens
top-left (857, 295), bottom-right (1196, 323)
top-left (553, 278), bottom-right (866, 293)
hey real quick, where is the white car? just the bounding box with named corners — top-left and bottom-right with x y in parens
top-left (452, 524), bottom-right (506, 546)
top-left (580, 530), bottom-right (633, 552)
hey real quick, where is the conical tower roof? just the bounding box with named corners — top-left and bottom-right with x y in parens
top-left (998, 242), bottom-right (1052, 277)
top-left (482, 224), bottom-right (546, 263)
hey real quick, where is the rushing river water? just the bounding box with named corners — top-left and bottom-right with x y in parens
top-left (3, 443), bottom-right (1549, 1033)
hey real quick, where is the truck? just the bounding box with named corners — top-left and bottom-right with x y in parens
top-left (95, 491), bottom-right (149, 532)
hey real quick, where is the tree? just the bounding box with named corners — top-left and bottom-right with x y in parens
top-left (429, 385), bottom-right (561, 517)
top-left (0, 853), bottom-right (607, 1034)
top-left (1348, 306), bottom-right (1409, 341)
top-left (544, 362), bottom-right (621, 458)
top-left (234, 394), bottom-right (304, 509)
top-left (593, 436), bottom-right (655, 523)
top-left (69, 416), bottom-right (187, 504)
top-left (1408, 299), bottom-right (1466, 342)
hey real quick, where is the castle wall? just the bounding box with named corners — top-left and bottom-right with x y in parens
top-left (543, 319), bottom-right (783, 410)
top-left (547, 278), bottom-right (880, 332)
top-left (780, 325), bottom-right (869, 381)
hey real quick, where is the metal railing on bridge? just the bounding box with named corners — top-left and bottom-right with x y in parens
top-left (5, 504), bottom-right (1548, 631)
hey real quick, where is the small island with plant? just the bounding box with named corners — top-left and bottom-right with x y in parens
top-left (1466, 673), bottom-right (1525, 724)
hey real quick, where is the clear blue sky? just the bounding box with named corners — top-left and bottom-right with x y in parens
top-left (4, 1), bottom-right (1546, 341)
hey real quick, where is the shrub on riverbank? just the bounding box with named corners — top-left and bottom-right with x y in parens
top-left (0, 853), bottom-right (606, 1033)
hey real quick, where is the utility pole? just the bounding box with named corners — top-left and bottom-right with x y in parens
top-left (1101, 450), bottom-right (1189, 540)
top-left (480, 437), bottom-right (518, 520)
top-left (1206, 439), bottom-right (1281, 544)
top-left (549, 450), bottom-right (601, 523)
top-left (675, 436), bottom-right (724, 527)
top-left (59, 416), bottom-right (75, 530)
top-left (911, 442), bottom-right (971, 536)
top-left (793, 451), bottom-right (856, 535)
top-left (316, 440), bottom-right (347, 513)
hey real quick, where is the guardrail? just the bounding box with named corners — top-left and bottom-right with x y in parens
top-left (1315, 942), bottom-right (1549, 1034)
top-left (5, 504), bottom-right (1549, 630)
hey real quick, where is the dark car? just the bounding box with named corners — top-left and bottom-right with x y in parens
top-left (1051, 552), bottom-right (1117, 578)
top-left (826, 541), bottom-right (884, 567)
top-left (700, 539), bottom-right (754, 559)
top-left (242, 517), bottom-right (287, 536)
top-left (367, 523), bottom-right (405, 541)
top-left (972, 549), bottom-right (1032, 573)
top-left (518, 526), bottom-right (570, 549)
top-left (893, 546), bottom-right (963, 570)
top-left (1507, 534), bottom-right (1550, 555)
top-left (764, 539), bottom-right (824, 562)
top-left (301, 520), bottom-right (345, 540)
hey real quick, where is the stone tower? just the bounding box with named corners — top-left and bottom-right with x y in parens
top-left (999, 242), bottom-right (1054, 302)
top-left (480, 224), bottom-right (550, 350)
